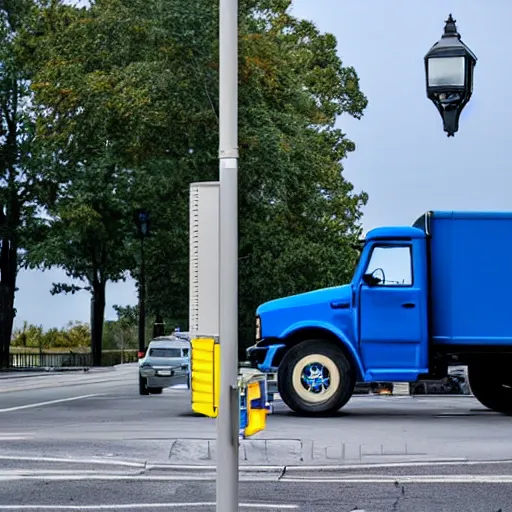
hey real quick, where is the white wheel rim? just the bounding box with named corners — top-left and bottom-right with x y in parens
top-left (291, 354), bottom-right (340, 404)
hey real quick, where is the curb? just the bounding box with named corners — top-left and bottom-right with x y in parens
top-left (146, 463), bottom-right (285, 475)
top-left (144, 457), bottom-right (510, 474)
top-left (4, 456), bottom-right (512, 479)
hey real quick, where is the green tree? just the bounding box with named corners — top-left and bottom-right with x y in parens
top-left (103, 306), bottom-right (137, 352)
top-left (22, 155), bottom-right (137, 365)
top-left (11, 322), bottom-right (45, 348)
top-left (136, 0), bottom-right (369, 353)
top-left (0, 0), bottom-right (51, 368)
top-left (22, 0), bottom-right (368, 361)
top-left (53, 321), bottom-right (91, 348)
top-left (18, 2), bottom-right (145, 364)
top-left (11, 320), bottom-right (90, 349)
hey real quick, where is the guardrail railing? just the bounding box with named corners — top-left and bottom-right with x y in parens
top-left (8, 350), bottom-right (139, 368)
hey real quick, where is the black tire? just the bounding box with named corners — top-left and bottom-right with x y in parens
top-left (139, 374), bottom-right (149, 395)
top-left (468, 363), bottom-right (512, 413)
top-left (148, 387), bottom-right (163, 395)
top-left (277, 339), bottom-right (355, 416)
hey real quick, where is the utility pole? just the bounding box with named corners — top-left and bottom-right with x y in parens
top-left (135, 209), bottom-right (150, 354)
top-left (138, 236), bottom-right (146, 353)
top-left (217, 0), bottom-right (239, 509)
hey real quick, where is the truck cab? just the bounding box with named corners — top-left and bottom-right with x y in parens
top-left (248, 211), bottom-right (512, 416)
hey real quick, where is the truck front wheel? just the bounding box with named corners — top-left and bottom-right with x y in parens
top-left (468, 363), bottom-right (512, 413)
top-left (277, 340), bottom-right (355, 416)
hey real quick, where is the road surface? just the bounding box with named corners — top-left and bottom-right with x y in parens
top-left (1, 364), bottom-right (512, 510)
top-left (1, 460), bottom-right (512, 510)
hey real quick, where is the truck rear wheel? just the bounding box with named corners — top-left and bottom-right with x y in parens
top-left (277, 340), bottom-right (355, 416)
top-left (468, 364), bottom-right (512, 413)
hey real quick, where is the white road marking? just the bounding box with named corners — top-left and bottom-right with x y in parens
top-left (0, 455), bottom-right (145, 468)
top-left (284, 459), bottom-right (512, 472)
top-left (0, 394), bottom-right (104, 413)
top-left (0, 503), bottom-right (298, 510)
top-left (0, 470), bottom-right (145, 476)
top-left (1, 471), bottom-right (512, 485)
top-left (0, 474), bottom-right (278, 482)
top-left (282, 475), bottom-right (512, 484)
top-left (0, 375), bottom-right (131, 394)
top-left (0, 436), bottom-right (28, 441)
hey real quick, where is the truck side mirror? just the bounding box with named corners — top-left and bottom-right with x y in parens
top-left (363, 272), bottom-right (382, 287)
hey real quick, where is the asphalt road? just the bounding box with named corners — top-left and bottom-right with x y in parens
top-left (1, 364), bottom-right (512, 510)
top-left (1, 462), bottom-right (512, 510)
top-left (1, 364), bottom-right (512, 464)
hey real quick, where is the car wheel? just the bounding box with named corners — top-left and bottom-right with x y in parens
top-left (277, 339), bottom-right (355, 416)
top-left (139, 374), bottom-right (149, 395)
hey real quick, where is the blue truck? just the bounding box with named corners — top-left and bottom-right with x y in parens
top-left (247, 211), bottom-right (512, 415)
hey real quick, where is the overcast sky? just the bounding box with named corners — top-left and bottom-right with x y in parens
top-left (13, 0), bottom-right (511, 329)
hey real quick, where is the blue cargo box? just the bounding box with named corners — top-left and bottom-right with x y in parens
top-left (414, 211), bottom-right (512, 347)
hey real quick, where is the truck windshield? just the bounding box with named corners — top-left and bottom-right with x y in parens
top-left (366, 245), bottom-right (413, 286)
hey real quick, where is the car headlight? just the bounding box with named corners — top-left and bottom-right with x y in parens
top-left (256, 316), bottom-right (261, 341)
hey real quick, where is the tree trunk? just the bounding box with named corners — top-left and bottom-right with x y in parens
top-left (0, 236), bottom-right (17, 369)
top-left (90, 280), bottom-right (106, 366)
top-left (0, 285), bottom-right (14, 369)
top-left (153, 313), bottom-right (165, 338)
top-left (0, 16), bottom-right (22, 370)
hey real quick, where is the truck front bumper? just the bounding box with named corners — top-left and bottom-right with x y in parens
top-left (246, 341), bottom-right (286, 372)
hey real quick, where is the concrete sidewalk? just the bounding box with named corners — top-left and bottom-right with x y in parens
top-left (0, 369), bottom-right (92, 379)
top-left (0, 364), bottom-right (133, 393)
top-left (0, 362), bottom-right (136, 378)
top-left (0, 366), bottom-right (118, 379)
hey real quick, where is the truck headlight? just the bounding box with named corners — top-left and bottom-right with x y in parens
top-left (256, 316), bottom-right (261, 341)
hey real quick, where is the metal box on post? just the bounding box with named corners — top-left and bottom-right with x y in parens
top-left (189, 181), bottom-right (220, 337)
top-left (189, 182), bottom-right (220, 418)
top-left (188, 180), bottom-right (269, 434)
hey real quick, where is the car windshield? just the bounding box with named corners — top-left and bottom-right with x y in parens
top-left (148, 348), bottom-right (182, 358)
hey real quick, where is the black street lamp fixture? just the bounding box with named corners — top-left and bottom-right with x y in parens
top-left (135, 209), bottom-right (151, 238)
top-left (425, 14), bottom-right (477, 137)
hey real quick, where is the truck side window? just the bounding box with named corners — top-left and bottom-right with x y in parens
top-left (366, 246), bottom-right (413, 286)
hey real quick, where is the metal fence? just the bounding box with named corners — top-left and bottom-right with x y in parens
top-left (9, 350), bottom-right (139, 369)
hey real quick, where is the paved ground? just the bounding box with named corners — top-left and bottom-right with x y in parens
top-left (1, 364), bottom-right (512, 510)
top-left (1, 363), bottom-right (511, 465)
top-left (1, 461), bottom-right (512, 510)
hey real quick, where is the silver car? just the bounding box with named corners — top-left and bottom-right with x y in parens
top-left (138, 337), bottom-right (190, 395)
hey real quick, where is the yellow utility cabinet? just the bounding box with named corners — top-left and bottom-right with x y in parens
top-left (190, 337), bottom-right (220, 418)
top-left (190, 337), bottom-right (269, 437)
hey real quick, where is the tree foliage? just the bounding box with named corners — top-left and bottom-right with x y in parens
top-left (18, 0), bottom-right (368, 360)
top-left (19, 2), bottom-right (144, 363)
top-left (11, 320), bottom-right (91, 349)
top-left (0, 0), bottom-right (50, 367)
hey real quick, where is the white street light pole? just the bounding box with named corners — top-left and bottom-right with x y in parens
top-left (217, 0), bottom-right (239, 509)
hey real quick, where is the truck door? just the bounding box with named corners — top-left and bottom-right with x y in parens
top-left (358, 241), bottom-right (428, 381)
